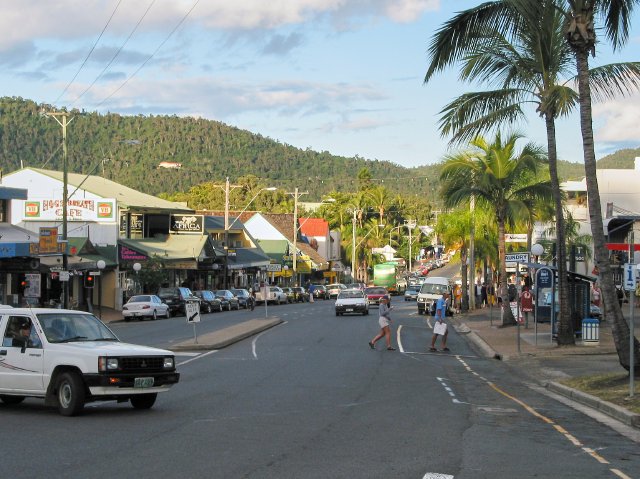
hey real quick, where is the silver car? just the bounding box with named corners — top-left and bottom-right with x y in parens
top-left (123, 295), bottom-right (170, 321)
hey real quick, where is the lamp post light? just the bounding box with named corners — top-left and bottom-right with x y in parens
top-left (531, 243), bottom-right (544, 263)
top-left (133, 262), bottom-right (142, 294)
top-left (96, 260), bottom-right (105, 319)
top-left (283, 265), bottom-right (289, 286)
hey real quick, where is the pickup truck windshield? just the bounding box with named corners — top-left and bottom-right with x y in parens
top-left (419, 283), bottom-right (449, 295)
top-left (37, 313), bottom-right (119, 343)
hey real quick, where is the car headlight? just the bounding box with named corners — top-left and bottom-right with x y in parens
top-left (98, 357), bottom-right (120, 371)
top-left (163, 357), bottom-right (175, 369)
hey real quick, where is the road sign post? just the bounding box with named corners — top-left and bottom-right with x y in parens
top-left (185, 300), bottom-right (201, 344)
top-left (623, 262), bottom-right (636, 398)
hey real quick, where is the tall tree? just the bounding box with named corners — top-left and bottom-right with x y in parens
top-left (563, 0), bottom-right (640, 371)
top-left (440, 133), bottom-right (553, 326)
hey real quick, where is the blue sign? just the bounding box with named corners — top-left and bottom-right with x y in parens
top-left (0, 244), bottom-right (17, 258)
top-left (536, 267), bottom-right (554, 288)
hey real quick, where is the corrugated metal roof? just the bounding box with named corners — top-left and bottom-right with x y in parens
top-left (27, 168), bottom-right (193, 212)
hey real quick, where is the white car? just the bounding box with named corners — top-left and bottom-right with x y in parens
top-left (255, 286), bottom-right (289, 305)
top-left (326, 283), bottom-right (347, 299)
top-left (335, 289), bottom-right (369, 316)
top-left (123, 295), bottom-right (170, 321)
top-left (0, 307), bottom-right (179, 416)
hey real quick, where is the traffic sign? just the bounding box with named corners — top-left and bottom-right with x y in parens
top-left (185, 301), bottom-right (201, 323)
top-left (266, 264), bottom-right (282, 272)
top-left (623, 263), bottom-right (637, 291)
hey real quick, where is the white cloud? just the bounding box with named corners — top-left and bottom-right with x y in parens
top-left (593, 93), bottom-right (640, 142)
top-left (68, 76), bottom-right (386, 118)
top-left (0, 0), bottom-right (441, 51)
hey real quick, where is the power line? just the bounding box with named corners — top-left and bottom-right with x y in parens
top-left (54, 0), bottom-right (124, 105)
top-left (71, 0), bottom-right (157, 106)
top-left (94, 0), bottom-right (201, 109)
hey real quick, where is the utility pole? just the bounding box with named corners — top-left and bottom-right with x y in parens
top-left (405, 219), bottom-right (417, 272)
top-left (42, 110), bottom-right (74, 309)
top-left (469, 196), bottom-right (476, 310)
top-left (287, 188), bottom-right (308, 286)
top-left (352, 209), bottom-right (357, 282)
top-left (223, 177), bottom-right (242, 289)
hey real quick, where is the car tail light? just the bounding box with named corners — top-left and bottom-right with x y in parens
top-left (142, 305), bottom-right (150, 309)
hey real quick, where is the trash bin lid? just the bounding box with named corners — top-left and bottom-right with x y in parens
top-left (582, 318), bottom-right (599, 324)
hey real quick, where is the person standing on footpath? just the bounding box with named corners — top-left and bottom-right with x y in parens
top-left (591, 281), bottom-right (602, 308)
top-left (430, 292), bottom-right (450, 352)
top-left (369, 297), bottom-right (396, 351)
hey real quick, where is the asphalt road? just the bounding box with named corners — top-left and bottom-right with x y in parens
top-left (2, 297), bottom-right (639, 479)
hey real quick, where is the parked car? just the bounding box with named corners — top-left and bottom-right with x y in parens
top-left (231, 289), bottom-right (252, 309)
top-left (157, 287), bottom-right (199, 316)
top-left (255, 286), bottom-right (289, 305)
top-left (364, 286), bottom-right (391, 306)
top-left (404, 285), bottom-right (420, 301)
top-left (335, 289), bottom-right (369, 316)
top-left (215, 290), bottom-right (240, 310)
top-left (123, 295), bottom-right (170, 321)
top-left (345, 283), bottom-right (366, 291)
top-left (291, 287), bottom-right (309, 302)
top-left (281, 287), bottom-right (296, 302)
top-left (311, 284), bottom-right (328, 300)
top-left (193, 290), bottom-right (223, 313)
top-left (326, 283), bottom-right (347, 299)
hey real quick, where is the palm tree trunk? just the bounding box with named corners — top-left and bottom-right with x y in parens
top-left (498, 215), bottom-right (516, 326)
top-left (545, 115), bottom-right (574, 345)
top-left (575, 47), bottom-right (639, 370)
top-left (461, 244), bottom-right (469, 312)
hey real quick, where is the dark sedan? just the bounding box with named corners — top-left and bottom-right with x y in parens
top-left (215, 290), bottom-right (240, 311)
top-left (194, 290), bottom-right (223, 313)
top-left (231, 288), bottom-right (252, 309)
top-left (291, 287), bottom-right (310, 302)
top-left (364, 286), bottom-right (391, 306)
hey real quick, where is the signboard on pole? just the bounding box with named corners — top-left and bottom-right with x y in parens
top-left (505, 234), bottom-right (528, 243)
top-left (185, 301), bottom-right (201, 323)
top-left (266, 263), bottom-right (282, 272)
top-left (623, 263), bottom-right (637, 291)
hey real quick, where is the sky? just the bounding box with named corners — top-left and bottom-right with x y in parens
top-left (0, 0), bottom-right (639, 169)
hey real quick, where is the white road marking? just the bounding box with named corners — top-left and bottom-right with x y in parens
top-left (423, 473), bottom-right (454, 479)
top-left (252, 320), bottom-right (288, 359)
top-left (397, 325), bottom-right (405, 352)
top-left (177, 350), bottom-right (218, 366)
top-left (172, 352), bottom-right (200, 357)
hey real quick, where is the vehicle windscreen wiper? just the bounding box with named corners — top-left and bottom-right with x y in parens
top-left (57, 336), bottom-right (89, 343)
top-left (89, 338), bottom-right (118, 341)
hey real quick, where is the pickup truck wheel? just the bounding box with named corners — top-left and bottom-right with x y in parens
top-left (56, 372), bottom-right (86, 416)
top-left (130, 393), bottom-right (157, 409)
top-left (0, 395), bottom-right (25, 405)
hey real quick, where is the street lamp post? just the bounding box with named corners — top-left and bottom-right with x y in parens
top-left (287, 187), bottom-right (308, 287)
top-left (97, 260), bottom-right (106, 320)
top-left (405, 220), bottom-right (417, 273)
top-left (133, 262), bottom-right (142, 294)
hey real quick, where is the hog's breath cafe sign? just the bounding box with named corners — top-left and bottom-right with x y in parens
top-left (24, 199), bottom-right (116, 222)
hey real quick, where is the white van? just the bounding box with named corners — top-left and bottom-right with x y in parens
top-left (417, 276), bottom-right (452, 315)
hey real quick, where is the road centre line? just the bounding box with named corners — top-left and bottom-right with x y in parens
top-left (454, 356), bottom-right (627, 476)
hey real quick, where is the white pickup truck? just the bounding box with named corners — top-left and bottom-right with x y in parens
top-left (0, 307), bottom-right (180, 416)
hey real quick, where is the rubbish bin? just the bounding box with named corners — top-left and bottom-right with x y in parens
top-left (581, 318), bottom-right (599, 343)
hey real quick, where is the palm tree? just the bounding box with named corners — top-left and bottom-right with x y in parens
top-left (367, 186), bottom-right (391, 224)
top-left (424, 0), bottom-right (640, 345)
top-left (423, 0), bottom-right (563, 342)
top-left (440, 133), bottom-right (553, 325)
top-left (563, 0), bottom-right (640, 371)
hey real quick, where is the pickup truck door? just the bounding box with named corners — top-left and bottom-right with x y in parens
top-left (0, 315), bottom-right (45, 394)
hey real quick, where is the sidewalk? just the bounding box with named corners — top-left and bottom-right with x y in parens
top-left (452, 306), bottom-right (640, 429)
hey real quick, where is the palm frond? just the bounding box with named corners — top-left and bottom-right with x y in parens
top-left (587, 62), bottom-right (640, 101)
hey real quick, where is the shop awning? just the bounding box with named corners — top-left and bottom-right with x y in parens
top-left (119, 235), bottom-right (220, 264)
top-left (227, 248), bottom-right (271, 270)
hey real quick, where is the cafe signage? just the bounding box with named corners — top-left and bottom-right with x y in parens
top-left (23, 198), bottom-right (116, 222)
top-left (170, 215), bottom-right (204, 234)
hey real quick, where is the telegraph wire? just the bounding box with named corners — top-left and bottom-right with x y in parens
top-left (71, 0), bottom-right (157, 106)
top-left (94, 0), bottom-right (201, 109)
top-left (54, 0), bottom-right (124, 105)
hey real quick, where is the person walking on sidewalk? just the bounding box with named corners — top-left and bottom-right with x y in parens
top-left (369, 297), bottom-right (396, 351)
top-left (430, 292), bottom-right (450, 352)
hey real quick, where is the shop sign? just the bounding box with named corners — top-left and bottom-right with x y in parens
top-left (23, 199), bottom-right (116, 222)
top-left (170, 215), bottom-right (203, 234)
top-left (119, 245), bottom-right (148, 262)
top-left (24, 273), bottom-right (41, 298)
top-left (130, 214), bottom-right (144, 233)
top-left (39, 227), bottom-right (59, 254)
top-left (0, 244), bottom-right (17, 258)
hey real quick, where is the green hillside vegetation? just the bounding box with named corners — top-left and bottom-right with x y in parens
top-left (0, 96), bottom-right (618, 204)
top-left (595, 147), bottom-right (640, 168)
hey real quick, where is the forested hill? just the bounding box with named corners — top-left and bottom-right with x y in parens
top-left (0, 96), bottom-right (606, 199)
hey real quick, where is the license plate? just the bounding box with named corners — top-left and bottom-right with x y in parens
top-left (134, 377), bottom-right (154, 388)
top-left (346, 308), bottom-right (353, 312)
